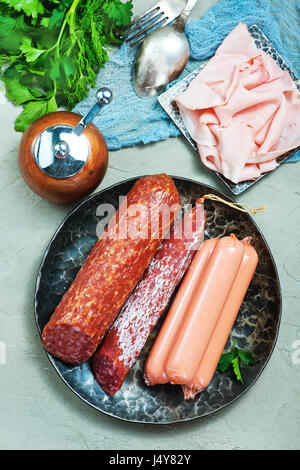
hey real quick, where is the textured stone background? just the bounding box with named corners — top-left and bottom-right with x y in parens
top-left (0, 0), bottom-right (299, 450)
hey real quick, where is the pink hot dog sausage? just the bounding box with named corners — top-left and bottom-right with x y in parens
top-left (182, 238), bottom-right (258, 399)
top-left (145, 234), bottom-right (257, 395)
top-left (144, 238), bottom-right (217, 386)
top-left (164, 234), bottom-right (245, 385)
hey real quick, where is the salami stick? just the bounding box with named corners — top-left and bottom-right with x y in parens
top-left (42, 174), bottom-right (180, 364)
top-left (92, 201), bottom-right (206, 394)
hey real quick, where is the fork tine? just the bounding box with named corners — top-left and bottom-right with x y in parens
top-left (122, 11), bottom-right (163, 38)
top-left (123, 5), bottom-right (160, 33)
top-left (128, 17), bottom-right (170, 48)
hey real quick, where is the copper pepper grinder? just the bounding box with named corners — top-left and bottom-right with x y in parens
top-left (18, 88), bottom-right (113, 203)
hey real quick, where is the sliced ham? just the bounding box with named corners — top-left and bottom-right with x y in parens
top-left (176, 23), bottom-right (300, 184)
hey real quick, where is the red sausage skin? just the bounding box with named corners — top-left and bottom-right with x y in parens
top-left (42, 174), bottom-right (181, 364)
top-left (92, 202), bottom-right (206, 394)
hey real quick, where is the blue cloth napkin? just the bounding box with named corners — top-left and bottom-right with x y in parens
top-left (73, 0), bottom-right (300, 162)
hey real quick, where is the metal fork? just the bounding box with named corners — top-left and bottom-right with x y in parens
top-left (122, 0), bottom-right (187, 48)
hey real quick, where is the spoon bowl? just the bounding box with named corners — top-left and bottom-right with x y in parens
top-left (133, 0), bottom-right (198, 98)
top-left (133, 26), bottom-right (190, 97)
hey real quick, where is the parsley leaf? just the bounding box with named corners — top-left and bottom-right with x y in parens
top-left (217, 351), bottom-right (235, 372)
top-left (14, 96), bottom-right (57, 132)
top-left (40, 8), bottom-right (65, 28)
top-left (104, 0), bottom-right (134, 27)
top-left (0, 0), bottom-right (133, 131)
top-left (1, 0), bottom-right (45, 18)
top-left (217, 340), bottom-right (256, 384)
top-left (231, 356), bottom-right (243, 384)
top-left (238, 349), bottom-right (256, 365)
top-left (20, 38), bottom-right (46, 62)
top-left (3, 77), bottom-right (44, 105)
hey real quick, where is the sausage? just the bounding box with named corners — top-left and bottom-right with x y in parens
top-left (92, 201), bottom-right (206, 395)
top-left (182, 238), bottom-right (258, 399)
top-left (41, 174), bottom-right (181, 364)
top-left (165, 235), bottom-right (245, 385)
top-left (144, 238), bottom-right (218, 386)
top-left (144, 234), bottom-right (256, 393)
top-left (145, 235), bottom-right (245, 386)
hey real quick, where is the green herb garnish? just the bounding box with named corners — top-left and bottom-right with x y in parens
top-left (217, 340), bottom-right (256, 384)
top-left (0, 0), bottom-right (133, 132)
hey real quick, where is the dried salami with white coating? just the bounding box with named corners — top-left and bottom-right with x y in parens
top-left (42, 174), bottom-right (181, 364)
top-left (92, 201), bottom-right (206, 395)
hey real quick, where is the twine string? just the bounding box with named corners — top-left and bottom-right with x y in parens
top-left (199, 194), bottom-right (266, 214)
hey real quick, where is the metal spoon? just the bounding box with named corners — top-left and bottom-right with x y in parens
top-left (133, 0), bottom-right (198, 98)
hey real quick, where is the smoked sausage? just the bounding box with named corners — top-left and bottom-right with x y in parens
top-left (92, 201), bottom-right (206, 394)
top-left (42, 174), bottom-right (181, 364)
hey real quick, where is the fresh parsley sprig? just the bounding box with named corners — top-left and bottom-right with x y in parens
top-left (217, 340), bottom-right (256, 384)
top-left (0, 0), bottom-right (133, 132)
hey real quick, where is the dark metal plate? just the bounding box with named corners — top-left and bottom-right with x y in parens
top-left (35, 176), bottom-right (281, 423)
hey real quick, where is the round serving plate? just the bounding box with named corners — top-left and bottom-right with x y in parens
top-left (35, 176), bottom-right (281, 424)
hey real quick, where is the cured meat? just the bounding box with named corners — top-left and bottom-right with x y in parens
top-left (42, 174), bottom-right (181, 364)
top-left (92, 201), bottom-right (206, 395)
top-left (144, 235), bottom-right (258, 397)
top-left (176, 23), bottom-right (300, 184)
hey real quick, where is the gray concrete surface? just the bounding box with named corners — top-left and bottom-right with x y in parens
top-left (0, 0), bottom-right (299, 450)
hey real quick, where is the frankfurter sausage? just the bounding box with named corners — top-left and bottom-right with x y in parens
top-left (144, 238), bottom-right (218, 386)
top-left (165, 235), bottom-right (245, 385)
top-left (182, 238), bottom-right (258, 399)
top-left (145, 234), bottom-right (257, 395)
top-left (42, 174), bottom-right (181, 364)
top-left (92, 201), bottom-right (206, 394)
